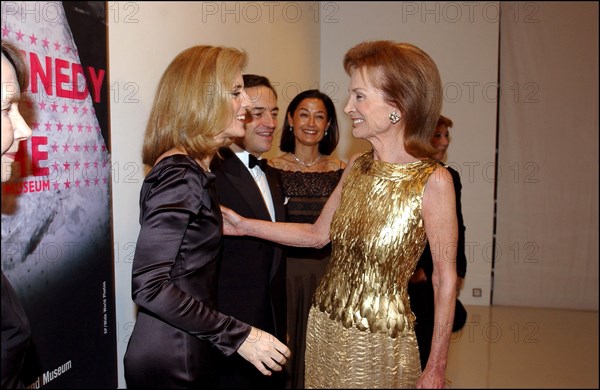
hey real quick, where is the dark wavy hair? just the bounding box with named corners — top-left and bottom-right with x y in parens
top-left (279, 89), bottom-right (339, 155)
top-left (243, 74), bottom-right (277, 99)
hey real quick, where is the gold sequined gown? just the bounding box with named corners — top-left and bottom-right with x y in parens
top-left (305, 151), bottom-right (438, 389)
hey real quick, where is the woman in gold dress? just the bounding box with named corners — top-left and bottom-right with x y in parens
top-left (222, 40), bottom-right (457, 388)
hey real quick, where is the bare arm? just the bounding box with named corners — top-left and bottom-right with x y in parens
top-left (417, 166), bottom-right (458, 389)
top-left (221, 154), bottom-right (360, 248)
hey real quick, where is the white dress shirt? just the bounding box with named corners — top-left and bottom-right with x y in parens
top-left (229, 144), bottom-right (276, 221)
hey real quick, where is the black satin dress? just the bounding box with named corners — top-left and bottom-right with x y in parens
top-left (124, 155), bottom-right (251, 389)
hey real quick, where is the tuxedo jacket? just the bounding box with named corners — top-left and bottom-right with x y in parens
top-left (211, 147), bottom-right (287, 342)
top-left (211, 148), bottom-right (288, 388)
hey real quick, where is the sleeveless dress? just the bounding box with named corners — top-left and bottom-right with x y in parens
top-left (277, 169), bottom-right (343, 389)
top-left (305, 151), bottom-right (438, 388)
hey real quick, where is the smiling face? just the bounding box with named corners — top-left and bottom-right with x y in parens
top-left (288, 97), bottom-right (329, 148)
top-left (2, 53), bottom-right (32, 182)
top-left (343, 67), bottom-right (398, 141)
top-left (239, 85), bottom-right (279, 156)
top-left (213, 71), bottom-right (250, 146)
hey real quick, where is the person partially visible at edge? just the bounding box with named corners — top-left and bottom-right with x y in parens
top-left (211, 74), bottom-right (288, 389)
top-left (1, 39), bottom-right (33, 389)
top-left (220, 40), bottom-right (457, 388)
top-left (269, 89), bottom-right (345, 389)
top-left (123, 45), bottom-right (290, 389)
top-left (409, 114), bottom-right (468, 370)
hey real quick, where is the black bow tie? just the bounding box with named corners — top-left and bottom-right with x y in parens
top-left (248, 155), bottom-right (267, 171)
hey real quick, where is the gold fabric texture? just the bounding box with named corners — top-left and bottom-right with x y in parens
top-left (305, 151), bottom-right (438, 388)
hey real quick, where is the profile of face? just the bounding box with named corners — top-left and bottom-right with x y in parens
top-left (431, 123), bottom-right (450, 161)
top-left (344, 67), bottom-right (398, 140)
top-left (1, 53), bottom-right (32, 182)
top-left (288, 98), bottom-right (329, 148)
top-left (213, 71), bottom-right (250, 146)
top-left (241, 85), bottom-right (278, 156)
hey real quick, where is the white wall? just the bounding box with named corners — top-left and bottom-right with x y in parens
top-left (109, 1), bottom-right (499, 387)
top-left (319, 1), bottom-right (499, 306)
top-left (108, 2), bottom-right (320, 387)
top-left (494, 2), bottom-right (599, 310)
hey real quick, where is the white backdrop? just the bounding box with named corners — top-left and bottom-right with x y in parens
top-left (494, 2), bottom-right (599, 310)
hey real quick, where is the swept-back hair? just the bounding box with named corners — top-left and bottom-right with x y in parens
top-left (142, 45), bottom-right (247, 166)
top-left (344, 40), bottom-right (442, 158)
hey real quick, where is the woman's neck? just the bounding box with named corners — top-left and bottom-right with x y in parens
top-left (293, 143), bottom-right (321, 163)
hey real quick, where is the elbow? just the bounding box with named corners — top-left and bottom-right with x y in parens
top-left (313, 237), bottom-right (330, 249)
top-left (303, 225), bottom-right (329, 249)
top-left (312, 229), bottom-right (330, 249)
top-left (316, 229), bottom-right (332, 248)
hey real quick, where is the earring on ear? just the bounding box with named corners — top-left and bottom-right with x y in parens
top-left (325, 131), bottom-right (328, 136)
top-left (289, 125), bottom-right (293, 132)
top-left (389, 111), bottom-right (401, 124)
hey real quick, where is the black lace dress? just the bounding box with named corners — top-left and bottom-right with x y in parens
top-left (277, 169), bottom-right (343, 389)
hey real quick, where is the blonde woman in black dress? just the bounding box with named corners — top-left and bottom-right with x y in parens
top-left (123, 45), bottom-right (290, 389)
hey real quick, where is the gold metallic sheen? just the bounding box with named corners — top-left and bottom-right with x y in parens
top-left (305, 151), bottom-right (437, 388)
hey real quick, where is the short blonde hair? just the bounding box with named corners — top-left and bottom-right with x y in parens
top-left (142, 45), bottom-right (247, 166)
top-left (343, 40), bottom-right (442, 158)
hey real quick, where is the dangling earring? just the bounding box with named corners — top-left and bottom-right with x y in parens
top-left (325, 131), bottom-right (328, 136)
top-left (389, 111), bottom-right (401, 124)
top-left (289, 125), bottom-right (293, 131)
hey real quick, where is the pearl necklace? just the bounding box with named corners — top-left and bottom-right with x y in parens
top-left (292, 153), bottom-right (322, 167)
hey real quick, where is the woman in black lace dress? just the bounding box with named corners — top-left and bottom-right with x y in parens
top-left (269, 90), bottom-right (345, 388)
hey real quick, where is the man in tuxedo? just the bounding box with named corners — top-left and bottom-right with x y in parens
top-left (211, 74), bottom-right (287, 389)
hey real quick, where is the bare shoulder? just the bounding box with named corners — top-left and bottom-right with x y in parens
top-left (426, 165), bottom-right (454, 194)
top-left (335, 153), bottom-right (361, 178)
top-left (348, 153), bottom-right (363, 165)
top-left (320, 156), bottom-right (347, 171)
top-left (423, 165), bottom-right (456, 214)
top-left (336, 158), bottom-right (348, 169)
top-left (268, 155), bottom-right (292, 169)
